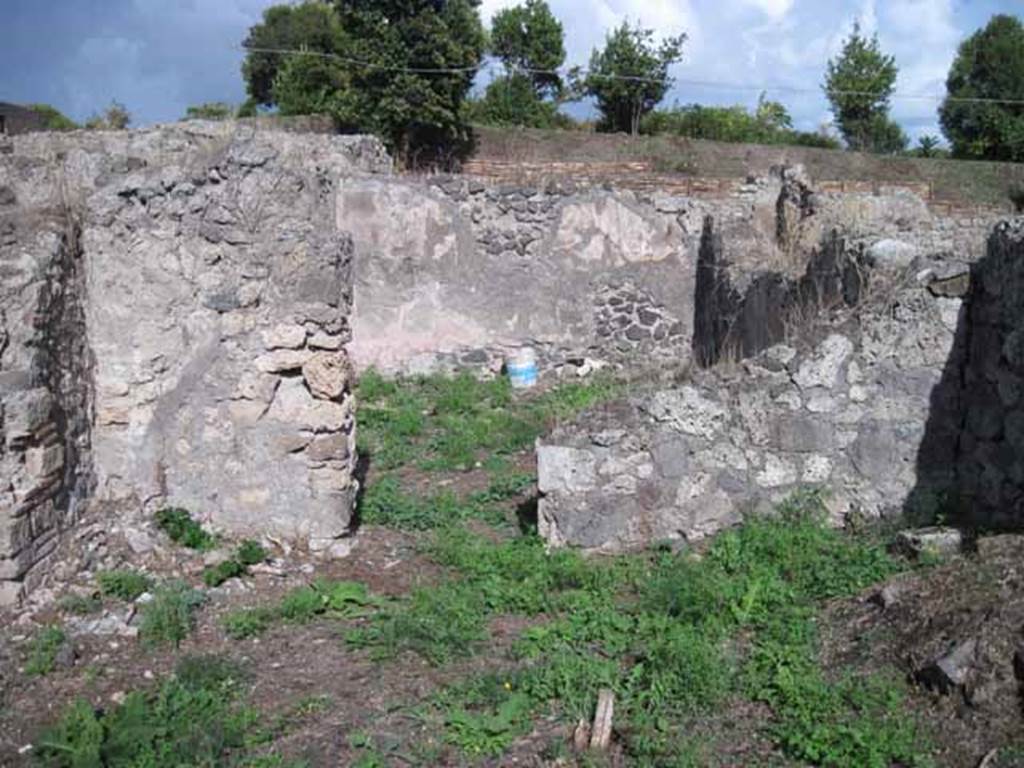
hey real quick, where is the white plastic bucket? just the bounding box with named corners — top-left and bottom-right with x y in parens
top-left (507, 347), bottom-right (538, 389)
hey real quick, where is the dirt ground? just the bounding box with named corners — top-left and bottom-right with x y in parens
top-left (820, 534), bottom-right (1024, 768)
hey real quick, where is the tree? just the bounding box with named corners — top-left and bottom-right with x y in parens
top-left (184, 102), bottom-right (233, 121)
top-left (240, 1), bottom-right (485, 164)
top-left (914, 134), bottom-right (942, 158)
top-left (823, 23), bottom-right (900, 152)
top-left (467, 74), bottom-right (565, 128)
top-left (84, 101), bottom-right (131, 130)
top-left (939, 14), bottom-right (1024, 162)
top-left (272, 54), bottom-right (357, 123)
top-left (754, 93), bottom-right (792, 132)
top-left (490, 0), bottom-right (565, 98)
top-left (241, 3), bottom-right (341, 107)
top-left (581, 22), bottom-right (686, 136)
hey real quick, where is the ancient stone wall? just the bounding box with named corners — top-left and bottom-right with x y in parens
top-left (537, 233), bottom-right (980, 552)
top-left (0, 123), bottom-right (390, 603)
top-left (343, 165), bottom-right (1003, 378)
top-left (911, 221), bottom-right (1024, 529)
top-left (339, 178), bottom-right (704, 376)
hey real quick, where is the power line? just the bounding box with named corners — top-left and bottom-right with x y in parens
top-left (239, 45), bottom-right (1024, 107)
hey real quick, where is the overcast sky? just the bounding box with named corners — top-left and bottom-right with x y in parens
top-left (0, 0), bottom-right (1016, 142)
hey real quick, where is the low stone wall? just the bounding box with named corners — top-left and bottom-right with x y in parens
top-left (0, 122), bottom-right (390, 603)
top-left (537, 240), bottom-right (975, 551)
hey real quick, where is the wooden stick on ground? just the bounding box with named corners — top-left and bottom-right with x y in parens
top-left (590, 688), bottom-right (615, 751)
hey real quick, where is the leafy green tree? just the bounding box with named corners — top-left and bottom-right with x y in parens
top-left (242, 2), bottom-right (341, 107)
top-left (912, 134), bottom-right (943, 158)
top-left (865, 115), bottom-right (908, 154)
top-left (754, 93), bottom-right (792, 132)
top-left (184, 102), bottom-right (233, 121)
top-left (467, 74), bottom-right (566, 128)
top-left (939, 14), bottom-right (1024, 162)
top-left (823, 23), bottom-right (900, 152)
top-left (490, 0), bottom-right (565, 98)
top-left (26, 104), bottom-right (78, 131)
top-left (272, 54), bottom-right (351, 120)
top-left (241, 1), bottom-right (485, 164)
top-left (581, 22), bottom-right (686, 135)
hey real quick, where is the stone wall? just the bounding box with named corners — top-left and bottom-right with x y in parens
top-left (339, 178), bottom-right (703, 376)
top-left (343, 164), bottom-right (1003, 378)
top-left (0, 123), bottom-right (390, 603)
top-left (911, 221), bottom-right (1024, 529)
top-left (537, 231), bottom-right (981, 552)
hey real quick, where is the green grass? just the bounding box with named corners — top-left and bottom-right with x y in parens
top-left (346, 489), bottom-right (931, 766)
top-left (156, 507), bottom-right (218, 551)
top-left (138, 581), bottom-right (207, 648)
top-left (204, 559), bottom-right (247, 588)
top-left (356, 368), bottom-right (620, 475)
top-left (32, 654), bottom-right (307, 768)
top-left (97, 569), bottom-right (153, 602)
top-left (25, 626), bottom-right (68, 677)
top-left (356, 369), bottom-right (616, 535)
top-left (222, 580), bottom-right (379, 640)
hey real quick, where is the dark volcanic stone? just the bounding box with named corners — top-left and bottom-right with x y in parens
top-left (625, 325), bottom-right (650, 342)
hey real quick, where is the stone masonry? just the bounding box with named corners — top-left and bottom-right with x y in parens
top-left (0, 122), bottom-right (390, 604)
top-left (0, 117), bottom-right (1017, 600)
top-left (341, 165), bottom-right (1003, 379)
top-left (538, 217), bottom-right (1024, 552)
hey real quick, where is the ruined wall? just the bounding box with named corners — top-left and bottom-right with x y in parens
top-left (911, 221), bottom-right (1024, 529)
top-left (537, 235), bottom-right (978, 552)
top-left (339, 178), bottom-right (705, 376)
top-left (0, 124), bottom-right (390, 603)
top-left (343, 164), bottom-right (1003, 378)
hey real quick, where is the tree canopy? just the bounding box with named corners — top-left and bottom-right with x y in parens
top-left (242, 3), bottom-right (342, 107)
top-left (490, 0), bottom-right (565, 98)
top-left (939, 14), bottom-right (1024, 162)
top-left (581, 23), bottom-right (686, 135)
top-left (466, 74), bottom-right (570, 129)
top-left (242, 0), bottom-right (485, 163)
top-left (823, 23), bottom-right (905, 153)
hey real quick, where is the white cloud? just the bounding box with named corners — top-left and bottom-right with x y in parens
top-left (741, 0), bottom-right (795, 19)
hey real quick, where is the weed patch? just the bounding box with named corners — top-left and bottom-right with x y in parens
top-left (357, 369), bottom-right (618, 478)
top-left (25, 626), bottom-right (67, 677)
top-left (222, 580), bottom-right (378, 640)
top-left (356, 491), bottom-right (930, 766)
top-left (97, 569), bottom-right (153, 601)
top-left (33, 654), bottom-right (290, 767)
top-left (203, 540), bottom-right (269, 587)
top-left (58, 593), bottom-right (102, 616)
top-left (139, 581), bottom-right (206, 648)
top-left (156, 507), bottom-right (217, 551)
